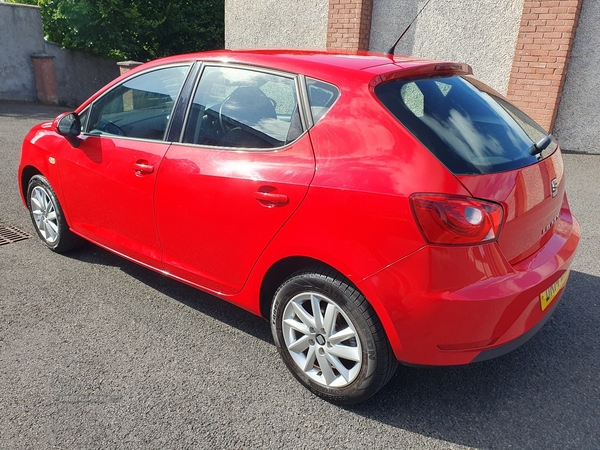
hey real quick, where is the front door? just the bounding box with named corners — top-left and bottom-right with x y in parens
top-left (58, 64), bottom-right (191, 268)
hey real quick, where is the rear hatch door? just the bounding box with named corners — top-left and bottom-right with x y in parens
top-left (374, 74), bottom-right (564, 263)
top-left (457, 150), bottom-right (565, 264)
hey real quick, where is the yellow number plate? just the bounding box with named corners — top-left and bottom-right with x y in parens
top-left (540, 269), bottom-right (570, 311)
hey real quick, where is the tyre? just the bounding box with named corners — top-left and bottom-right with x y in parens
top-left (271, 267), bottom-right (398, 404)
top-left (27, 175), bottom-right (81, 253)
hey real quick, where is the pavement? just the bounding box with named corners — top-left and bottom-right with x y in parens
top-left (1, 100), bottom-right (599, 449)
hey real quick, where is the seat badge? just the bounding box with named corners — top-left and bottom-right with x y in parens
top-left (551, 178), bottom-right (558, 198)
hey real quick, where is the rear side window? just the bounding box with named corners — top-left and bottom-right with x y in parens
top-left (306, 78), bottom-right (339, 123)
top-left (182, 66), bottom-right (302, 149)
top-left (375, 76), bottom-right (556, 174)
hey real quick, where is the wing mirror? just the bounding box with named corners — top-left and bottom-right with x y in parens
top-left (52, 112), bottom-right (81, 147)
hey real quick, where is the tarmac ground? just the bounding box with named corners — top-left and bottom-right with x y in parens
top-left (1, 101), bottom-right (598, 449)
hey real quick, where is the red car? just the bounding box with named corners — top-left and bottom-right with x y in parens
top-left (18, 50), bottom-right (580, 404)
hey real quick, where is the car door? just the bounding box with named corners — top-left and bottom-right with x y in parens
top-left (58, 64), bottom-right (191, 268)
top-left (154, 64), bottom-right (315, 295)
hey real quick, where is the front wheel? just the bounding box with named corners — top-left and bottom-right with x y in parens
top-left (27, 175), bottom-right (80, 253)
top-left (271, 268), bottom-right (398, 405)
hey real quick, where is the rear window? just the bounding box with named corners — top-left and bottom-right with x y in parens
top-left (375, 76), bottom-right (557, 174)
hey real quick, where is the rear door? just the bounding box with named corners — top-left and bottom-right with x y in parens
top-left (154, 64), bottom-right (315, 295)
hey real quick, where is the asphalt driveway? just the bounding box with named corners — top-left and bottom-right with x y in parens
top-left (1, 101), bottom-right (599, 449)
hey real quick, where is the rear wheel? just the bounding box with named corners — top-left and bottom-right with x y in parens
top-left (271, 267), bottom-right (397, 404)
top-left (27, 175), bottom-right (80, 253)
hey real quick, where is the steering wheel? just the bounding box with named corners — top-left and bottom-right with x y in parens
top-left (99, 120), bottom-right (126, 136)
top-left (218, 94), bottom-right (236, 132)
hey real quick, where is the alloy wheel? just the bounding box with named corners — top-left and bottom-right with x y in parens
top-left (30, 186), bottom-right (59, 244)
top-left (282, 292), bottom-right (362, 388)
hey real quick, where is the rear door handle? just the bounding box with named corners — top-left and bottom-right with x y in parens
top-left (253, 190), bottom-right (289, 207)
top-left (133, 161), bottom-right (154, 175)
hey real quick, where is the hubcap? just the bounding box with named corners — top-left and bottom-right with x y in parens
top-left (282, 292), bottom-right (362, 388)
top-left (30, 186), bottom-right (59, 244)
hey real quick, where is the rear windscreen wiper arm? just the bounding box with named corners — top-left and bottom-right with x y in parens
top-left (529, 134), bottom-right (553, 156)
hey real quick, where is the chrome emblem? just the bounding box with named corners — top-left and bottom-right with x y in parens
top-left (542, 213), bottom-right (560, 235)
top-left (551, 178), bottom-right (558, 198)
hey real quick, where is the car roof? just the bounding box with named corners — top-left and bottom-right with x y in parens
top-left (140, 49), bottom-right (472, 85)
top-left (78, 49), bottom-right (473, 110)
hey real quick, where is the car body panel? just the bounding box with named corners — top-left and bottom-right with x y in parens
top-left (17, 49), bottom-right (580, 369)
top-left (458, 149), bottom-right (566, 265)
top-left (357, 195), bottom-right (580, 365)
top-left (154, 136), bottom-right (315, 295)
top-left (57, 135), bottom-right (168, 268)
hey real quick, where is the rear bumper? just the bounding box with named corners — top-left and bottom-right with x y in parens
top-left (357, 213), bottom-right (580, 366)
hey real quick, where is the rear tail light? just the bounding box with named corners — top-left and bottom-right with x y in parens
top-left (410, 194), bottom-right (503, 245)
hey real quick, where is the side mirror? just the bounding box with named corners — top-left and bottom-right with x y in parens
top-left (52, 112), bottom-right (81, 147)
top-left (53, 112), bottom-right (81, 137)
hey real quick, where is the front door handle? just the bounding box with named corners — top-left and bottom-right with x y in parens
top-left (253, 190), bottom-right (289, 207)
top-left (133, 161), bottom-right (154, 175)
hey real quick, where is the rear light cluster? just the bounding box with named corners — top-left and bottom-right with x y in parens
top-left (410, 194), bottom-right (503, 245)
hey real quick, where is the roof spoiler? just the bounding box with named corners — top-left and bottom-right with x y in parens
top-left (369, 62), bottom-right (474, 88)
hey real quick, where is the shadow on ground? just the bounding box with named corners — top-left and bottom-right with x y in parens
top-left (64, 242), bottom-right (273, 344)
top-left (64, 243), bottom-right (600, 449)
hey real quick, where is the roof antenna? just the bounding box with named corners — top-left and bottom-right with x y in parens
top-left (387, 0), bottom-right (434, 57)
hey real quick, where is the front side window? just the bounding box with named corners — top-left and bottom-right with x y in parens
top-left (183, 66), bottom-right (301, 149)
top-left (375, 76), bottom-right (556, 175)
top-left (87, 65), bottom-right (190, 141)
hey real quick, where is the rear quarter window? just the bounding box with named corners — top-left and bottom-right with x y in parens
top-left (375, 76), bottom-right (557, 175)
top-left (306, 78), bottom-right (340, 123)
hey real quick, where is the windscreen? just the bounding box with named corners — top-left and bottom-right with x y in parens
top-left (375, 76), bottom-right (557, 175)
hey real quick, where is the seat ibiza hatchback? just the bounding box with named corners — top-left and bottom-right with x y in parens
top-left (18, 50), bottom-right (580, 404)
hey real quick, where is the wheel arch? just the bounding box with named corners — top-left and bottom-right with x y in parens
top-left (259, 256), bottom-right (327, 319)
top-left (258, 257), bottom-right (400, 353)
top-left (20, 165), bottom-right (43, 205)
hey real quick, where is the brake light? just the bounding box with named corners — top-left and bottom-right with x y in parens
top-left (410, 194), bottom-right (503, 245)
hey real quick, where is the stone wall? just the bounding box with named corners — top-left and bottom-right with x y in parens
top-left (0, 3), bottom-right (119, 107)
top-left (369, 0), bottom-right (524, 96)
top-left (553, 0), bottom-right (599, 153)
top-left (225, 0), bottom-right (329, 49)
top-left (0, 3), bottom-right (44, 103)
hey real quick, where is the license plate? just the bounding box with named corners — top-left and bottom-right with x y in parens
top-left (540, 269), bottom-right (570, 311)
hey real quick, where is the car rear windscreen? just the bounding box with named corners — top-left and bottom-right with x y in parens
top-left (374, 76), bottom-right (557, 175)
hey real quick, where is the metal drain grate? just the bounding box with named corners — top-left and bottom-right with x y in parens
top-left (0, 226), bottom-right (33, 246)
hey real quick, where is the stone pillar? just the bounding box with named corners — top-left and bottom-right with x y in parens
top-left (506, 0), bottom-right (584, 132)
top-left (117, 60), bottom-right (143, 75)
top-left (30, 54), bottom-right (59, 105)
top-left (326, 0), bottom-right (374, 51)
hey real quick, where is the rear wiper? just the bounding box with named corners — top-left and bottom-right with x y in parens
top-left (529, 134), bottom-right (553, 156)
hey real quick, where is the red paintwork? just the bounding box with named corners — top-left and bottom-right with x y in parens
top-left (18, 50), bottom-right (580, 366)
top-left (58, 135), bottom-right (169, 267)
top-left (154, 135), bottom-right (315, 295)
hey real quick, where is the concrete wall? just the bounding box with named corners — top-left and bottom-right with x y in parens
top-left (225, 0), bottom-right (328, 49)
top-left (0, 3), bottom-right (44, 103)
top-left (0, 3), bottom-right (119, 107)
top-left (369, 0), bottom-right (524, 95)
top-left (44, 42), bottom-right (120, 107)
top-left (553, 0), bottom-right (599, 153)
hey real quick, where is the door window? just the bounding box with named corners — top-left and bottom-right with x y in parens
top-left (87, 65), bottom-right (190, 141)
top-left (182, 66), bottom-right (302, 149)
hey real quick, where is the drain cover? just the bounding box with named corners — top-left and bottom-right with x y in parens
top-left (0, 226), bottom-right (33, 246)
